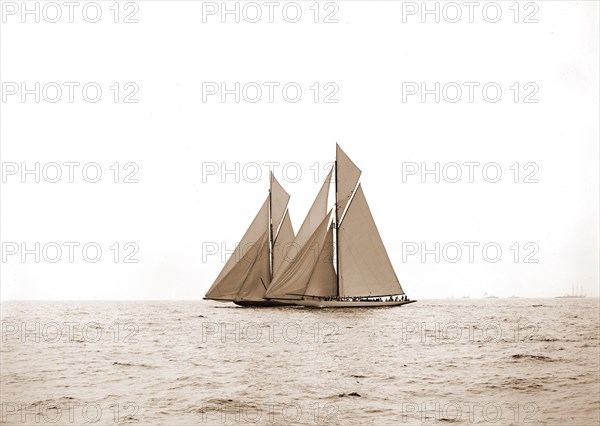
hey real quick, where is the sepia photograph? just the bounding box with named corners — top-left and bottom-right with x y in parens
top-left (1, 1), bottom-right (599, 425)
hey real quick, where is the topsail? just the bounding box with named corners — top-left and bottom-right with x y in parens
top-left (335, 144), bottom-right (361, 220)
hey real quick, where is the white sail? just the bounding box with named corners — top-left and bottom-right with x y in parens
top-left (272, 211), bottom-right (295, 276)
top-left (236, 231), bottom-right (271, 300)
top-left (265, 211), bottom-right (332, 299)
top-left (205, 197), bottom-right (269, 300)
top-left (336, 144), bottom-right (361, 221)
top-left (273, 167), bottom-right (332, 277)
top-left (338, 184), bottom-right (404, 297)
top-left (303, 224), bottom-right (337, 298)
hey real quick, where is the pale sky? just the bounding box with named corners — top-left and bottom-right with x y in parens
top-left (1, 1), bottom-right (598, 299)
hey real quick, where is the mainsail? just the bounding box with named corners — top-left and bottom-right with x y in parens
top-left (338, 184), bottom-right (403, 297)
top-left (204, 174), bottom-right (291, 302)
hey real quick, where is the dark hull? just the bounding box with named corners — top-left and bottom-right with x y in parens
top-left (232, 300), bottom-right (293, 307)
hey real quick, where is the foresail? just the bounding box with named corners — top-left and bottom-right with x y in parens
top-left (303, 224), bottom-right (337, 298)
top-left (204, 196), bottom-right (269, 300)
top-left (272, 211), bottom-right (295, 276)
top-left (273, 167), bottom-right (332, 277)
top-left (336, 144), bottom-right (361, 221)
top-left (295, 167), bottom-right (332, 249)
top-left (236, 232), bottom-right (271, 300)
top-left (205, 230), bottom-right (269, 300)
top-left (271, 172), bottom-right (290, 232)
top-left (265, 211), bottom-right (332, 299)
top-left (338, 185), bottom-right (403, 297)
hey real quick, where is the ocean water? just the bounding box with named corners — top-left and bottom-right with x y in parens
top-left (1, 299), bottom-right (598, 425)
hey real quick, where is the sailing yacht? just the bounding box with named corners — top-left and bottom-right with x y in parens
top-left (203, 172), bottom-right (295, 306)
top-left (555, 284), bottom-right (587, 299)
top-left (204, 145), bottom-right (415, 308)
top-left (265, 145), bottom-right (415, 308)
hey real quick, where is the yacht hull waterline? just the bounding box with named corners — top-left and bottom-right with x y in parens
top-left (216, 298), bottom-right (417, 308)
top-left (202, 298), bottom-right (290, 307)
top-left (231, 299), bottom-right (292, 307)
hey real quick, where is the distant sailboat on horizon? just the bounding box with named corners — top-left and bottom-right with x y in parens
top-left (204, 145), bottom-right (415, 308)
top-left (555, 284), bottom-right (587, 299)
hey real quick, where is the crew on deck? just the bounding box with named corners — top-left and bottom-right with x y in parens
top-left (319, 294), bottom-right (410, 302)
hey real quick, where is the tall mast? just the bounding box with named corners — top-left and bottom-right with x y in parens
top-left (268, 173), bottom-right (273, 282)
top-left (334, 157), bottom-right (340, 296)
